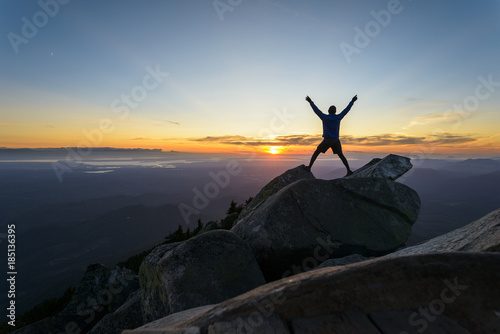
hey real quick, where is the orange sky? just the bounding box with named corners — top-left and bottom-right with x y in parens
top-left (2, 2), bottom-right (500, 158)
top-left (2, 128), bottom-right (499, 157)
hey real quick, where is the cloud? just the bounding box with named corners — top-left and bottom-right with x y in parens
top-left (191, 135), bottom-right (248, 142)
top-left (424, 133), bottom-right (478, 144)
top-left (402, 97), bottom-right (451, 105)
top-left (343, 133), bottom-right (477, 146)
top-left (404, 112), bottom-right (466, 129)
top-left (190, 135), bottom-right (253, 145)
top-left (155, 119), bottom-right (180, 126)
top-left (403, 98), bottom-right (478, 129)
top-left (190, 134), bottom-right (322, 147)
top-left (190, 133), bottom-right (478, 147)
top-left (131, 137), bottom-right (152, 140)
top-left (401, 97), bottom-right (472, 129)
top-left (403, 97), bottom-right (419, 102)
top-left (272, 134), bottom-right (321, 146)
top-left (342, 134), bottom-right (425, 146)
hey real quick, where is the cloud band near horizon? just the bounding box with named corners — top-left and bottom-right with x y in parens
top-left (189, 133), bottom-right (479, 147)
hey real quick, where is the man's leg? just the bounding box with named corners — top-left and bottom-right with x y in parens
top-left (338, 152), bottom-right (352, 174)
top-left (333, 139), bottom-right (353, 176)
top-left (338, 152), bottom-right (352, 175)
top-left (305, 150), bottom-right (321, 172)
top-left (335, 145), bottom-right (353, 176)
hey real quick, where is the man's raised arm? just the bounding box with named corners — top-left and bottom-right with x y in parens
top-left (305, 95), bottom-right (324, 119)
top-left (338, 94), bottom-right (358, 118)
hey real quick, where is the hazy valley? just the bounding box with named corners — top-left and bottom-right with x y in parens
top-left (1, 149), bottom-right (499, 314)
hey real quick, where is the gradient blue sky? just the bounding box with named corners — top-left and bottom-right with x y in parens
top-left (1, 0), bottom-right (499, 155)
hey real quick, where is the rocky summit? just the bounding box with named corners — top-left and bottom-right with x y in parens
top-left (232, 154), bottom-right (420, 280)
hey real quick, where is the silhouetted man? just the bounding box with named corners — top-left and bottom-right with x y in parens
top-left (304, 94), bottom-right (357, 176)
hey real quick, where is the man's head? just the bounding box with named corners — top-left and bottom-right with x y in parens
top-left (328, 106), bottom-right (337, 114)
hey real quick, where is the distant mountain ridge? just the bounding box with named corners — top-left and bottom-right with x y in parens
top-left (457, 157), bottom-right (500, 166)
top-left (0, 147), bottom-right (164, 153)
top-left (452, 158), bottom-right (500, 175)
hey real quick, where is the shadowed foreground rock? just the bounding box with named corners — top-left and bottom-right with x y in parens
top-left (124, 252), bottom-right (500, 334)
top-left (317, 253), bottom-right (372, 269)
top-left (88, 291), bottom-right (143, 334)
top-left (12, 264), bottom-right (139, 334)
top-left (139, 230), bottom-right (266, 323)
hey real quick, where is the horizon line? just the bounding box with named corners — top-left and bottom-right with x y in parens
top-left (0, 146), bottom-right (499, 160)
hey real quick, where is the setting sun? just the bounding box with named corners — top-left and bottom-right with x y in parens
top-left (267, 146), bottom-right (283, 155)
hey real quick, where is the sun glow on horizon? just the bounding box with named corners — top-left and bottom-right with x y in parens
top-left (267, 146), bottom-right (283, 155)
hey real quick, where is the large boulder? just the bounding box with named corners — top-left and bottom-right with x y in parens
top-left (238, 164), bottom-right (314, 219)
top-left (138, 241), bottom-right (181, 322)
top-left (392, 207), bottom-right (500, 256)
top-left (346, 154), bottom-right (412, 180)
top-left (125, 252), bottom-right (500, 334)
top-left (139, 230), bottom-right (266, 323)
top-left (232, 176), bottom-right (420, 280)
top-left (12, 264), bottom-right (138, 334)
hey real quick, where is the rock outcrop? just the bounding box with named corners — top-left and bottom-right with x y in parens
top-left (139, 230), bottom-right (265, 323)
top-left (88, 291), bottom-right (143, 334)
top-left (393, 207), bottom-right (500, 255)
top-left (346, 153), bottom-right (413, 180)
top-left (238, 164), bottom-right (315, 220)
top-left (12, 264), bottom-right (139, 334)
top-left (124, 252), bottom-right (500, 334)
top-left (232, 155), bottom-right (420, 280)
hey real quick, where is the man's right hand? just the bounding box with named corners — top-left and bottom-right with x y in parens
top-left (305, 96), bottom-right (312, 103)
top-left (351, 95), bottom-right (358, 102)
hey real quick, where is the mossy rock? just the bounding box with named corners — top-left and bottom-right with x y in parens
top-left (138, 230), bottom-right (265, 322)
